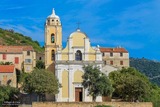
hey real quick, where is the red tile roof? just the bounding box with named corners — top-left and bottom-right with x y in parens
top-left (0, 46), bottom-right (34, 53)
top-left (100, 47), bottom-right (128, 53)
top-left (0, 65), bottom-right (15, 73)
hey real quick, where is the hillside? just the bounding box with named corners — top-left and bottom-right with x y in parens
top-left (130, 57), bottom-right (160, 86)
top-left (0, 28), bottom-right (44, 52)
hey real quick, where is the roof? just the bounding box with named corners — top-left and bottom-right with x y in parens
top-left (100, 47), bottom-right (128, 53)
top-left (0, 65), bottom-right (15, 73)
top-left (0, 46), bottom-right (34, 53)
top-left (47, 8), bottom-right (59, 19)
top-left (69, 29), bottom-right (88, 38)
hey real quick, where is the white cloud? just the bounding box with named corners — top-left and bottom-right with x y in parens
top-left (107, 0), bottom-right (160, 36)
top-left (0, 6), bottom-right (25, 10)
top-left (93, 38), bottom-right (145, 49)
top-left (0, 19), bottom-right (13, 23)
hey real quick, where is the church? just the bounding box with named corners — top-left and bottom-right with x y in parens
top-left (44, 9), bottom-right (129, 102)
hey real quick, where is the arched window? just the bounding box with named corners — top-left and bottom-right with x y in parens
top-left (75, 50), bottom-right (82, 61)
top-left (51, 50), bottom-right (55, 60)
top-left (51, 33), bottom-right (55, 43)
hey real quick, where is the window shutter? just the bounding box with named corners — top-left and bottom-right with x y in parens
top-left (15, 57), bottom-right (19, 64)
top-left (3, 54), bottom-right (6, 60)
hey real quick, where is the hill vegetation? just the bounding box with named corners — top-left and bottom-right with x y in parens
top-left (0, 28), bottom-right (43, 52)
top-left (130, 57), bottom-right (160, 86)
top-left (109, 67), bottom-right (160, 107)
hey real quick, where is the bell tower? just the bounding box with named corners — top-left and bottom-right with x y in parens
top-left (45, 9), bottom-right (62, 71)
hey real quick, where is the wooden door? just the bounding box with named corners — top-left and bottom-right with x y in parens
top-left (75, 88), bottom-right (83, 102)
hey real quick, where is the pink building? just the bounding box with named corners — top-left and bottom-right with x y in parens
top-left (0, 46), bottom-right (36, 72)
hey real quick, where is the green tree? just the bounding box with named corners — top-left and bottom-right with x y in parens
top-left (0, 86), bottom-right (19, 106)
top-left (109, 67), bottom-right (151, 102)
top-left (82, 65), bottom-right (113, 101)
top-left (0, 61), bottom-right (13, 65)
top-left (130, 57), bottom-right (160, 86)
top-left (19, 71), bottom-right (30, 84)
top-left (36, 60), bottom-right (45, 69)
top-left (34, 40), bottom-right (40, 46)
top-left (145, 84), bottom-right (160, 107)
top-left (21, 69), bottom-right (60, 101)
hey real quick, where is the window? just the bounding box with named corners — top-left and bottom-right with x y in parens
top-left (27, 51), bottom-right (30, 56)
top-left (75, 50), bottom-right (82, 61)
top-left (120, 61), bottom-right (123, 65)
top-left (51, 33), bottom-right (55, 43)
top-left (51, 50), bottom-right (55, 60)
top-left (2, 54), bottom-right (6, 60)
top-left (110, 52), bottom-right (113, 57)
top-left (25, 59), bottom-right (32, 63)
top-left (110, 61), bottom-right (113, 65)
top-left (104, 61), bottom-right (107, 65)
top-left (15, 57), bottom-right (19, 64)
top-left (120, 53), bottom-right (123, 57)
top-left (26, 66), bottom-right (31, 71)
top-left (39, 57), bottom-right (42, 60)
top-left (52, 19), bottom-right (54, 22)
top-left (102, 53), bottom-right (105, 56)
top-left (7, 79), bottom-right (12, 85)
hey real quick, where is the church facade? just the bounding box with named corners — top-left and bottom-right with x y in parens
top-left (55, 29), bottom-right (103, 102)
top-left (44, 9), bottom-right (129, 102)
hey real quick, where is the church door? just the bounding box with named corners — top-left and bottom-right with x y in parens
top-left (75, 88), bottom-right (83, 102)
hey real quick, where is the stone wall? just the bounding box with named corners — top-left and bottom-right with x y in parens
top-left (32, 102), bottom-right (153, 107)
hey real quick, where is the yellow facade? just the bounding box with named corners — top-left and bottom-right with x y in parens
top-left (60, 31), bottom-right (97, 61)
top-left (56, 29), bottom-right (103, 102)
top-left (71, 32), bottom-right (86, 47)
top-left (61, 54), bottom-right (69, 61)
top-left (45, 9), bottom-right (62, 71)
top-left (74, 70), bottom-right (84, 83)
top-left (62, 70), bottom-right (69, 98)
top-left (45, 26), bottom-right (62, 46)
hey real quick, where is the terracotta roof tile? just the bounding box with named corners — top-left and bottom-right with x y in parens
top-left (0, 65), bottom-right (15, 73)
top-left (100, 47), bottom-right (128, 53)
top-left (0, 45), bottom-right (34, 53)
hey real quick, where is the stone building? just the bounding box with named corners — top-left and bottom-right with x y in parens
top-left (0, 46), bottom-right (36, 72)
top-left (100, 47), bottom-right (129, 68)
top-left (36, 52), bottom-right (45, 61)
top-left (0, 65), bottom-right (17, 87)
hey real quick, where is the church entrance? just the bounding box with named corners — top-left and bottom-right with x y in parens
top-left (75, 88), bottom-right (83, 102)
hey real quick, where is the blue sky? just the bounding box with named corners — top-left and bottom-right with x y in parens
top-left (0, 0), bottom-right (160, 60)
